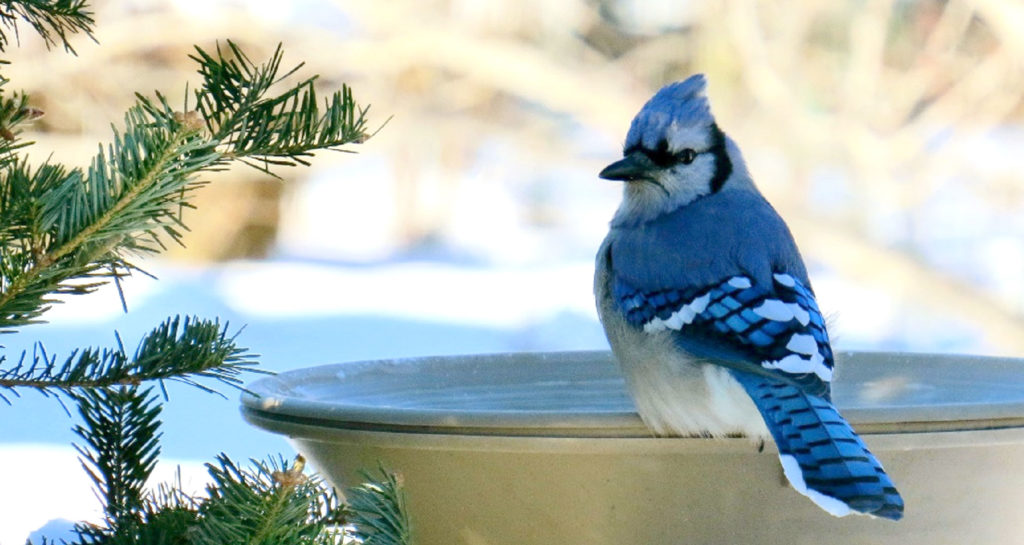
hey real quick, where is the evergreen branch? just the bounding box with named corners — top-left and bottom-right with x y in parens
top-left (59, 454), bottom-right (386, 545)
top-left (0, 0), bottom-right (95, 53)
top-left (193, 40), bottom-right (371, 174)
top-left (346, 465), bottom-right (412, 545)
top-left (41, 94), bottom-right (219, 256)
top-left (0, 97), bottom-right (217, 331)
top-left (147, 467), bottom-right (202, 515)
top-left (0, 43), bottom-right (370, 331)
top-left (0, 315), bottom-right (264, 401)
top-left (72, 467), bottom-right (203, 545)
top-left (192, 454), bottom-right (345, 545)
top-left (0, 75), bottom-right (41, 167)
top-left (71, 385), bottom-right (163, 537)
top-left (0, 26), bottom-right (399, 545)
top-left (0, 161), bottom-right (88, 332)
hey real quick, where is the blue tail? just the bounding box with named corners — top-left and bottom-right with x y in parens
top-left (731, 371), bottom-right (904, 520)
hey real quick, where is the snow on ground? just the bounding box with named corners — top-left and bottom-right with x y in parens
top-left (0, 444), bottom-right (211, 545)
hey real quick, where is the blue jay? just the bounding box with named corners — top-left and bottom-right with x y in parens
top-left (594, 74), bottom-right (903, 520)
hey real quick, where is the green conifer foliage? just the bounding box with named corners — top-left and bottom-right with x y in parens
top-left (0, 2), bottom-right (411, 543)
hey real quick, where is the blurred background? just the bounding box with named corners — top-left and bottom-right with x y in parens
top-left (3, 0), bottom-right (1024, 542)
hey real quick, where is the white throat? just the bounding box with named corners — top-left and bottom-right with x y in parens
top-left (611, 175), bottom-right (711, 227)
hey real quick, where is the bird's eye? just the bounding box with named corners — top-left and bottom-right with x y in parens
top-left (679, 148), bottom-right (697, 165)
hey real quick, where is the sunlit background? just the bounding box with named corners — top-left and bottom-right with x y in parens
top-left (3, 0), bottom-right (1024, 542)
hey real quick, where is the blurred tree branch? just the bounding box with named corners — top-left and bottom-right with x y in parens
top-left (6, 0), bottom-right (1024, 356)
top-left (0, 0), bottom-right (94, 53)
top-left (708, 0), bottom-right (1024, 352)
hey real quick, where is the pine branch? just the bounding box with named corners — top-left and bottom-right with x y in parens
top-left (66, 389), bottom-right (354, 545)
top-left (71, 385), bottom-right (162, 539)
top-left (0, 315), bottom-right (263, 403)
top-left (0, 31), bottom-right (404, 545)
top-left (191, 454), bottom-right (346, 545)
top-left (193, 41), bottom-right (371, 172)
top-left (347, 465), bottom-right (413, 545)
top-left (0, 161), bottom-right (81, 330)
top-left (0, 42), bottom-right (370, 332)
top-left (53, 453), bottom-right (393, 545)
top-left (0, 0), bottom-right (95, 53)
top-left (72, 464), bottom-right (202, 545)
top-left (0, 74), bottom-right (41, 166)
top-left (0, 97), bottom-right (219, 331)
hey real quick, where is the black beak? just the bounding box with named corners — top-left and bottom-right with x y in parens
top-left (598, 152), bottom-right (655, 181)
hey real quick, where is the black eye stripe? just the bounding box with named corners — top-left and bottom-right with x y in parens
top-left (644, 145), bottom-right (677, 167)
top-left (618, 124), bottom-right (732, 191)
top-left (627, 144), bottom-right (699, 168)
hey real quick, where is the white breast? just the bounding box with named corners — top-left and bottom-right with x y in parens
top-left (595, 253), bottom-right (767, 439)
top-left (613, 327), bottom-right (767, 438)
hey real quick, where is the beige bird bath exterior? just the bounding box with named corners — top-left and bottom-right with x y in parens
top-left (241, 350), bottom-right (1024, 545)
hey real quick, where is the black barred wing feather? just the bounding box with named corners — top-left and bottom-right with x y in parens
top-left (613, 271), bottom-right (833, 398)
top-left (612, 270), bottom-right (905, 519)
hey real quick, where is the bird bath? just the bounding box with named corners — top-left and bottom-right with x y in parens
top-left (241, 350), bottom-right (1024, 545)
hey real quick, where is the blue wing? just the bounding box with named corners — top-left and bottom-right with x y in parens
top-left (612, 271), bottom-right (833, 398)
top-left (610, 269), bottom-right (904, 519)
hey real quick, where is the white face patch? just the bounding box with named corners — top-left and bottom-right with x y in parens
top-left (613, 173), bottom-right (710, 227)
top-left (611, 123), bottom-right (724, 227)
top-left (664, 123), bottom-right (712, 153)
top-left (778, 454), bottom-right (853, 517)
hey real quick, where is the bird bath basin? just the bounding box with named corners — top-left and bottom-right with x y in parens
top-left (241, 350), bottom-right (1024, 545)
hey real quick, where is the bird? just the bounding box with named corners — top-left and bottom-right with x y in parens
top-left (593, 74), bottom-right (904, 520)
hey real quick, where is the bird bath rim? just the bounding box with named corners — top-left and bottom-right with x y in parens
top-left (240, 350), bottom-right (1024, 438)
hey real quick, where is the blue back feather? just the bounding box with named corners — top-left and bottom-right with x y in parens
top-left (608, 189), bottom-right (808, 290)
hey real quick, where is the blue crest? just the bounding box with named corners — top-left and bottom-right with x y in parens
top-left (625, 74), bottom-right (714, 150)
